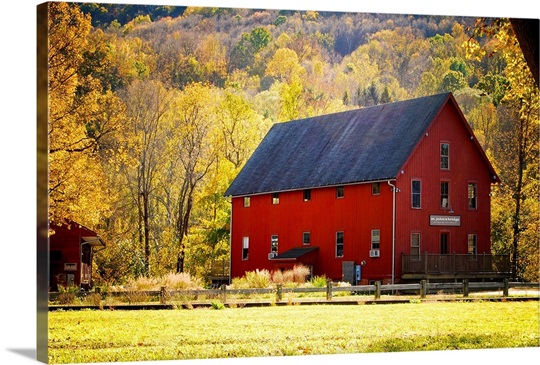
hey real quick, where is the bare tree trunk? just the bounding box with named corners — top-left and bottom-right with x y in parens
top-left (142, 190), bottom-right (151, 276)
top-left (511, 107), bottom-right (528, 281)
top-left (176, 183), bottom-right (194, 273)
top-left (511, 158), bottom-right (523, 281)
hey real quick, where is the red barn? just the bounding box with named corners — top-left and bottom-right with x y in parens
top-left (225, 93), bottom-right (509, 284)
top-left (49, 221), bottom-right (105, 291)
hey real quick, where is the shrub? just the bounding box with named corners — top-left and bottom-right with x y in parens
top-left (291, 265), bottom-right (310, 283)
top-left (84, 293), bottom-right (102, 306)
top-left (162, 272), bottom-right (203, 290)
top-left (210, 300), bottom-right (225, 310)
top-left (246, 269), bottom-right (271, 288)
top-left (282, 270), bottom-right (294, 284)
top-left (57, 293), bottom-right (75, 305)
top-left (232, 265), bottom-right (313, 288)
top-left (271, 270), bottom-right (284, 284)
top-left (125, 276), bottom-right (159, 291)
top-left (309, 275), bottom-right (328, 288)
top-left (122, 272), bottom-right (203, 291)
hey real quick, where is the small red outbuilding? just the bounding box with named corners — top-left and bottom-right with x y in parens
top-left (49, 221), bottom-right (105, 291)
top-left (225, 93), bottom-right (509, 284)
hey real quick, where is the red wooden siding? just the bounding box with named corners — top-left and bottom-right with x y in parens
top-left (393, 101), bottom-right (495, 276)
top-left (231, 182), bottom-right (394, 282)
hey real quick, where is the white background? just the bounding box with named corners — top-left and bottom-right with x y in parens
top-left (1, 1), bottom-right (538, 365)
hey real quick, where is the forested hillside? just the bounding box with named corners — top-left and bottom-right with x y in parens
top-left (47, 2), bottom-right (539, 284)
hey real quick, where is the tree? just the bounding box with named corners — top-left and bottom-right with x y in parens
top-left (217, 90), bottom-right (263, 169)
top-left (159, 83), bottom-right (219, 274)
top-left (119, 79), bottom-right (172, 276)
top-left (231, 27), bottom-right (272, 71)
top-left (468, 19), bottom-right (539, 281)
top-left (48, 2), bottom-right (124, 227)
top-left (265, 48), bottom-right (305, 83)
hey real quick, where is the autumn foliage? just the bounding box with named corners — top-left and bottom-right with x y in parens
top-left (46, 3), bottom-right (538, 284)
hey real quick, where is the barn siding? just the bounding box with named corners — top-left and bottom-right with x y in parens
top-left (231, 182), bottom-right (394, 282)
top-left (394, 101), bottom-right (495, 277)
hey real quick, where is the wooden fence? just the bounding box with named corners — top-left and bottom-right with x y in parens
top-left (49, 280), bottom-right (538, 307)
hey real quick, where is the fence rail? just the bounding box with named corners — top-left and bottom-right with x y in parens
top-left (49, 280), bottom-right (539, 307)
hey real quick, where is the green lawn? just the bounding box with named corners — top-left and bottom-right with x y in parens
top-left (48, 301), bottom-right (540, 363)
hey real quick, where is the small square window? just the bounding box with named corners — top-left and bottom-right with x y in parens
top-left (371, 229), bottom-right (380, 250)
top-left (243, 196), bottom-right (250, 207)
top-left (303, 232), bottom-right (311, 245)
top-left (336, 186), bottom-right (345, 198)
top-left (271, 235), bottom-right (278, 253)
top-left (272, 193), bottom-right (280, 204)
top-left (372, 182), bottom-right (380, 195)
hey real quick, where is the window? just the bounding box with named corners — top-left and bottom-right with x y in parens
top-left (271, 235), bottom-right (278, 254)
top-left (336, 186), bottom-right (345, 198)
top-left (372, 182), bottom-right (380, 195)
top-left (468, 183), bottom-right (477, 209)
top-left (272, 193), bottom-right (280, 204)
top-left (371, 229), bottom-right (380, 250)
top-left (303, 189), bottom-right (311, 201)
top-left (411, 180), bottom-right (421, 208)
top-left (411, 233), bottom-right (420, 260)
top-left (441, 181), bottom-right (449, 208)
top-left (242, 237), bottom-right (249, 260)
top-left (303, 232), bottom-right (311, 245)
top-left (441, 143), bottom-right (450, 169)
top-left (243, 196), bottom-right (250, 207)
top-left (336, 232), bottom-right (344, 257)
top-left (468, 234), bottom-right (477, 255)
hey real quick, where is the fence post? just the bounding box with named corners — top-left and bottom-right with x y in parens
top-left (503, 279), bottom-right (509, 297)
top-left (160, 286), bottom-right (168, 304)
top-left (221, 284), bottom-right (227, 304)
top-left (420, 280), bottom-right (426, 299)
top-left (326, 280), bottom-right (333, 301)
top-left (374, 281), bottom-right (381, 300)
top-left (463, 279), bottom-right (469, 298)
top-left (276, 284), bottom-right (282, 302)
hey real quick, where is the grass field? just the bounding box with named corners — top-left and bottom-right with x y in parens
top-left (48, 301), bottom-right (540, 363)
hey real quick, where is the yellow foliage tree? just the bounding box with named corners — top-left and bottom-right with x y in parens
top-left (48, 2), bottom-right (125, 227)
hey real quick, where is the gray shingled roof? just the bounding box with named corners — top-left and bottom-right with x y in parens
top-left (225, 93), bottom-right (452, 197)
top-left (273, 247), bottom-right (319, 260)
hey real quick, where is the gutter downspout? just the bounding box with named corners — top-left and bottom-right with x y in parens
top-left (228, 197), bottom-right (233, 285)
top-left (387, 181), bottom-right (397, 286)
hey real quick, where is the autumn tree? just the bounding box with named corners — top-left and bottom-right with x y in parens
top-left (231, 27), bottom-right (272, 72)
top-left (48, 2), bottom-right (124, 227)
top-left (466, 19), bottom-right (539, 281)
top-left (158, 83), bottom-right (219, 274)
top-left (118, 79), bottom-right (173, 276)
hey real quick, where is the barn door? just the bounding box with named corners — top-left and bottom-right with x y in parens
top-left (81, 245), bottom-right (92, 288)
top-left (440, 232), bottom-right (449, 254)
